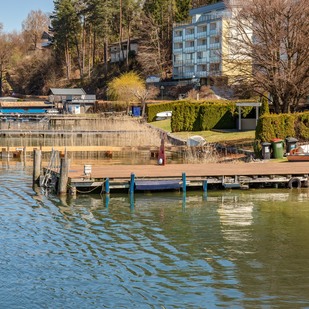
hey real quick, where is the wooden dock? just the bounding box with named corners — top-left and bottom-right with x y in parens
top-left (53, 161), bottom-right (309, 193)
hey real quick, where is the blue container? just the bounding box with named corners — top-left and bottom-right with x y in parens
top-left (132, 106), bottom-right (141, 117)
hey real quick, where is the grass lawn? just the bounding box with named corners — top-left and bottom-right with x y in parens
top-left (150, 119), bottom-right (256, 146)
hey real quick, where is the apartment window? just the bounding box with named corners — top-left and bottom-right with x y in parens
top-left (185, 53), bottom-right (194, 60)
top-left (186, 28), bottom-right (194, 35)
top-left (174, 42), bottom-right (183, 49)
top-left (174, 30), bottom-right (183, 37)
top-left (197, 25), bottom-right (207, 33)
top-left (184, 66), bottom-right (194, 73)
top-left (210, 49), bottom-right (219, 57)
top-left (174, 54), bottom-right (182, 62)
top-left (198, 64), bottom-right (207, 71)
top-left (197, 51), bottom-right (207, 59)
top-left (210, 63), bottom-right (220, 72)
top-left (210, 22), bottom-right (217, 30)
top-left (199, 39), bottom-right (207, 46)
top-left (185, 41), bottom-right (195, 48)
top-left (210, 36), bottom-right (220, 44)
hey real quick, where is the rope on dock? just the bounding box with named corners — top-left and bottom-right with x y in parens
top-left (74, 179), bottom-right (107, 194)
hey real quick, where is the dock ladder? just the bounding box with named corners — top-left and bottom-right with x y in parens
top-left (41, 149), bottom-right (60, 187)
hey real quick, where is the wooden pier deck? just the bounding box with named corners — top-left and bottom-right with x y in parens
top-left (64, 161), bottom-right (309, 192)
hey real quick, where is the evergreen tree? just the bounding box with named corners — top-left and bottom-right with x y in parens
top-left (51, 0), bottom-right (82, 80)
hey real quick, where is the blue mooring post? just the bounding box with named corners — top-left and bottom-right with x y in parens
top-left (105, 178), bottom-right (110, 194)
top-left (203, 180), bottom-right (208, 200)
top-left (182, 172), bottom-right (186, 192)
top-left (130, 173), bottom-right (135, 194)
top-left (129, 173), bottom-right (135, 209)
top-left (203, 180), bottom-right (208, 192)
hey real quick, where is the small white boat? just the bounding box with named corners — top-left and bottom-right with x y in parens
top-left (187, 135), bottom-right (206, 147)
top-left (287, 144), bottom-right (309, 161)
top-left (156, 111), bottom-right (172, 120)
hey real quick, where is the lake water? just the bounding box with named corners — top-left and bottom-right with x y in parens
top-left (1, 162), bottom-right (309, 308)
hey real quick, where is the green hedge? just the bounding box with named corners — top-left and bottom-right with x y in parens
top-left (254, 112), bottom-right (309, 156)
top-left (255, 112), bottom-right (309, 142)
top-left (171, 100), bottom-right (245, 132)
top-left (148, 99), bottom-right (258, 132)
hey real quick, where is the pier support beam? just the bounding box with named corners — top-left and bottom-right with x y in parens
top-left (58, 157), bottom-right (70, 195)
top-left (33, 149), bottom-right (42, 185)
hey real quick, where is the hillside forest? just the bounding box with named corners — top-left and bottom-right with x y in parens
top-left (0, 0), bottom-right (220, 97)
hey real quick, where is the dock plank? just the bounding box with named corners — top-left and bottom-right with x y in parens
top-left (68, 161), bottom-right (309, 180)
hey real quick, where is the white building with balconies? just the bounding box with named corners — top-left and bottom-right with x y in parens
top-left (172, 2), bottom-right (237, 85)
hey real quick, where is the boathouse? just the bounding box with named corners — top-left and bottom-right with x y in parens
top-left (0, 100), bottom-right (53, 114)
top-left (48, 88), bottom-right (96, 113)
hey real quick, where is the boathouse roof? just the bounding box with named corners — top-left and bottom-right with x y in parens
top-left (49, 88), bottom-right (86, 96)
top-left (0, 101), bottom-right (47, 107)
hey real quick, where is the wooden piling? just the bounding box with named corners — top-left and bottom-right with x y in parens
top-left (58, 157), bottom-right (70, 195)
top-left (33, 149), bottom-right (42, 185)
top-left (23, 147), bottom-right (27, 162)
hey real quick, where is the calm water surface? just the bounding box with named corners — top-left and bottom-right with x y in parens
top-left (1, 162), bottom-right (309, 308)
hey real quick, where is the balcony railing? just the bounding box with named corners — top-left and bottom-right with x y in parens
top-left (184, 46), bottom-right (195, 53)
top-left (184, 59), bottom-right (195, 65)
top-left (173, 61), bottom-right (183, 66)
top-left (196, 58), bottom-right (208, 63)
top-left (173, 47), bottom-right (183, 52)
top-left (184, 34), bottom-right (195, 40)
top-left (196, 45), bottom-right (207, 51)
top-left (196, 71), bottom-right (209, 77)
top-left (173, 36), bottom-right (183, 42)
top-left (182, 71), bottom-right (195, 78)
top-left (209, 56), bottom-right (221, 62)
top-left (196, 32), bottom-right (207, 39)
top-left (209, 43), bottom-right (221, 49)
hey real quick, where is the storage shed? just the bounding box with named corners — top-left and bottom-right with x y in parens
top-left (48, 88), bottom-right (96, 113)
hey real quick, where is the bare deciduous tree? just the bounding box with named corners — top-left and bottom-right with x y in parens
top-left (224, 0), bottom-right (309, 113)
top-left (0, 33), bottom-right (14, 96)
top-left (137, 13), bottom-right (172, 79)
top-left (22, 10), bottom-right (50, 50)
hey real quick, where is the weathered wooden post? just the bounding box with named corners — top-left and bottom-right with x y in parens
top-left (23, 147), bottom-right (27, 162)
top-left (158, 138), bottom-right (166, 165)
top-left (58, 156), bottom-right (70, 195)
top-left (33, 149), bottom-right (42, 185)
